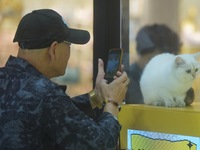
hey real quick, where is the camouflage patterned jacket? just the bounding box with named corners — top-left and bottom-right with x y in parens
top-left (0, 56), bottom-right (121, 150)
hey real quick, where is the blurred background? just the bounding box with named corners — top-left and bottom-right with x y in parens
top-left (1, 0), bottom-right (200, 98)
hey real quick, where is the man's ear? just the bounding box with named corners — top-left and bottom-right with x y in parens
top-left (48, 41), bottom-right (58, 61)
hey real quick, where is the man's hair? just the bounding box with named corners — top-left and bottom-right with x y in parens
top-left (136, 24), bottom-right (181, 55)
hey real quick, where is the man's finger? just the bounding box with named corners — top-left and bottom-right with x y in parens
top-left (117, 71), bottom-right (128, 83)
top-left (97, 58), bottom-right (105, 78)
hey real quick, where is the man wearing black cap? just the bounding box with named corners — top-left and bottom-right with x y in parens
top-left (0, 9), bottom-right (129, 149)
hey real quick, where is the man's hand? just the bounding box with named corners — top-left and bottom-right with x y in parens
top-left (99, 71), bottom-right (129, 105)
top-left (100, 70), bottom-right (129, 117)
top-left (90, 58), bottom-right (129, 111)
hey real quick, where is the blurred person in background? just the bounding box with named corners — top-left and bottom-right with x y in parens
top-left (125, 24), bottom-right (194, 104)
top-left (0, 9), bottom-right (129, 150)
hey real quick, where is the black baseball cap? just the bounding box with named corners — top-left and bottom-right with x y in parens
top-left (13, 9), bottom-right (90, 49)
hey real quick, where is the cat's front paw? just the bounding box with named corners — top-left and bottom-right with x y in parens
top-left (152, 101), bottom-right (164, 106)
top-left (165, 101), bottom-right (176, 107)
top-left (176, 100), bottom-right (186, 107)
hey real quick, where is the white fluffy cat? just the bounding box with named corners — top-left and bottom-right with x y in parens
top-left (140, 52), bottom-right (200, 107)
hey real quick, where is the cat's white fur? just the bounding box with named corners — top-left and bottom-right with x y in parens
top-left (140, 52), bottom-right (200, 107)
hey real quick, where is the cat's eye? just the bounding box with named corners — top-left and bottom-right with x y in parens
top-left (195, 69), bottom-right (198, 72)
top-left (186, 70), bottom-right (191, 74)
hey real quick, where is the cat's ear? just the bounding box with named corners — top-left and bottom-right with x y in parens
top-left (175, 56), bottom-right (185, 67)
top-left (193, 52), bottom-right (200, 61)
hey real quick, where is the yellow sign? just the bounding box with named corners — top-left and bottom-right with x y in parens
top-left (131, 134), bottom-right (197, 150)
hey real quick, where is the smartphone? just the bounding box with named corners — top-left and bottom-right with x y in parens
top-left (105, 48), bottom-right (123, 83)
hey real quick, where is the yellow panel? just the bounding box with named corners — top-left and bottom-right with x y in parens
top-left (118, 102), bottom-right (200, 149)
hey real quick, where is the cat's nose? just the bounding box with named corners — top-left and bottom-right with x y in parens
top-left (192, 73), bottom-right (196, 78)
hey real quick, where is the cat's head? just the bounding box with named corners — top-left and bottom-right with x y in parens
top-left (174, 52), bottom-right (200, 82)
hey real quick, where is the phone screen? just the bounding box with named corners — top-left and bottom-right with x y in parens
top-left (105, 48), bottom-right (123, 83)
